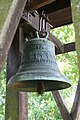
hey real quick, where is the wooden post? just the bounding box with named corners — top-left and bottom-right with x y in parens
top-left (19, 92), bottom-right (28, 120)
top-left (71, 80), bottom-right (80, 120)
top-left (0, 0), bottom-right (27, 72)
top-left (19, 27), bottom-right (28, 120)
top-left (70, 0), bottom-right (80, 120)
top-left (5, 28), bottom-right (20, 120)
top-left (5, 27), bottom-right (28, 120)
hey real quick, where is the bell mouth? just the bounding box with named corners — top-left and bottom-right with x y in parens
top-left (8, 80), bottom-right (71, 92)
top-left (7, 73), bottom-right (71, 92)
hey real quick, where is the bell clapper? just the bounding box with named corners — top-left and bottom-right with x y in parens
top-left (37, 81), bottom-right (45, 95)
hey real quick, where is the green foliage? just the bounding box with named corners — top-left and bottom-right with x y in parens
top-left (0, 64), bottom-right (6, 119)
top-left (0, 0), bottom-right (12, 31)
top-left (28, 92), bottom-right (62, 120)
top-left (50, 24), bottom-right (75, 44)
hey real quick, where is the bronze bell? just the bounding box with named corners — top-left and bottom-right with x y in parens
top-left (7, 37), bottom-right (71, 94)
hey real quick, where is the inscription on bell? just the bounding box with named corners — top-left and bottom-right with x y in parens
top-left (24, 52), bottom-right (55, 63)
top-left (22, 39), bottom-right (55, 65)
top-left (25, 44), bottom-right (44, 51)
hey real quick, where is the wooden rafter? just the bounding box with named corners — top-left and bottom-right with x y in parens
top-left (37, 0), bottom-right (70, 14)
top-left (25, 0), bottom-right (72, 28)
top-left (26, 0), bottom-right (56, 11)
top-left (48, 7), bottom-right (72, 28)
top-left (40, 0), bottom-right (72, 28)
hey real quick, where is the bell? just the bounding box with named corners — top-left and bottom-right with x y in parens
top-left (7, 37), bottom-right (71, 94)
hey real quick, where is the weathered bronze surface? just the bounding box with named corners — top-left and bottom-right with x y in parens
top-left (7, 38), bottom-right (71, 92)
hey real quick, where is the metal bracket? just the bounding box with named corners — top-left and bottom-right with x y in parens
top-left (22, 10), bottom-right (52, 33)
top-left (21, 11), bottom-right (64, 52)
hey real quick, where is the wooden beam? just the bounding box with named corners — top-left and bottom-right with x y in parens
top-left (19, 92), bottom-right (28, 120)
top-left (48, 7), bottom-right (72, 28)
top-left (37, 0), bottom-right (72, 27)
top-left (70, 0), bottom-right (80, 119)
top-left (48, 33), bottom-right (64, 52)
top-left (0, 0), bottom-right (27, 72)
top-left (21, 12), bottom-right (40, 32)
top-left (19, 27), bottom-right (28, 120)
top-left (70, 79), bottom-right (80, 120)
top-left (6, 27), bottom-right (28, 120)
top-left (52, 91), bottom-right (72, 120)
top-left (26, 0), bottom-right (56, 11)
top-left (25, 0), bottom-right (72, 27)
top-left (55, 42), bottom-right (75, 55)
top-left (5, 28), bottom-right (20, 120)
top-left (38, 0), bottom-right (70, 14)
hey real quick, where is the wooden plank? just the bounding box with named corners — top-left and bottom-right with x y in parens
top-left (52, 91), bottom-right (72, 120)
top-left (5, 28), bottom-right (20, 120)
top-left (38, 0), bottom-right (70, 14)
top-left (48, 33), bottom-right (64, 52)
top-left (55, 42), bottom-right (75, 55)
top-left (22, 7), bottom-right (72, 30)
top-left (26, 0), bottom-right (56, 11)
top-left (22, 12), bottom-right (40, 33)
top-left (19, 27), bottom-right (28, 120)
top-left (25, 0), bottom-right (72, 27)
top-left (37, 0), bottom-right (72, 27)
top-left (19, 92), bottom-right (28, 120)
top-left (48, 7), bottom-right (72, 28)
top-left (0, 0), bottom-right (27, 72)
